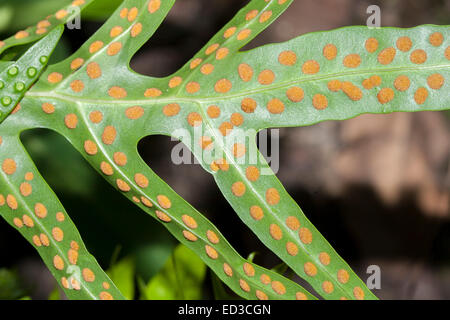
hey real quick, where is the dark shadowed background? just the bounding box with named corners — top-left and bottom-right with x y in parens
top-left (0, 0), bottom-right (449, 300)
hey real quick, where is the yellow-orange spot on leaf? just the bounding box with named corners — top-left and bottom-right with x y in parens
top-left (243, 263), bottom-right (255, 277)
top-left (13, 218), bottom-right (23, 228)
top-left (223, 263), bottom-right (233, 277)
top-left (110, 26), bottom-right (123, 38)
top-left (68, 248), bottom-right (78, 264)
top-left (116, 179), bottom-right (130, 192)
top-left (148, 0), bottom-right (161, 13)
top-left (302, 60), bottom-right (320, 74)
top-left (328, 80), bottom-right (342, 92)
top-left (214, 79), bottom-right (232, 93)
top-left (279, 50), bottom-right (297, 66)
top-left (258, 69), bottom-right (275, 85)
top-left (70, 80), bottom-right (84, 93)
top-left (182, 215), bottom-right (198, 229)
top-left (199, 136), bottom-right (213, 150)
top-left (64, 113), bottom-right (78, 129)
top-left (271, 281), bottom-right (286, 295)
top-left (89, 110), bottom-right (103, 123)
top-left (207, 105), bottom-right (221, 118)
top-left (266, 188), bottom-right (280, 205)
top-left (304, 262), bottom-right (317, 276)
top-left (82, 268), bottom-right (95, 282)
top-left (52, 227), bottom-right (64, 242)
top-left (144, 88), bottom-right (162, 98)
top-left (238, 63), bottom-right (253, 82)
top-left (102, 126), bottom-right (116, 145)
top-left (414, 87), bottom-right (428, 105)
top-left (429, 32), bottom-right (443, 46)
top-left (427, 73), bottom-right (444, 90)
top-left (365, 37), bottom-right (379, 53)
top-left (134, 173), bottom-right (148, 188)
top-left (163, 103), bottom-right (180, 117)
top-left (190, 58), bottom-right (202, 69)
top-left (20, 183), bottom-right (32, 197)
top-left (53, 255), bottom-right (64, 270)
top-left (343, 54), bottom-right (361, 68)
top-left (377, 88), bottom-right (395, 104)
top-left (55, 9), bottom-right (68, 19)
top-left (353, 287), bottom-right (365, 300)
top-left (319, 252), bottom-right (331, 265)
top-left (337, 269), bottom-right (350, 284)
top-left (232, 143), bottom-right (246, 158)
top-left (216, 48), bottom-right (229, 60)
top-left (187, 112), bottom-right (202, 127)
top-left (394, 75), bottom-right (410, 92)
top-left (206, 230), bottom-right (219, 244)
top-left (269, 224), bottom-right (282, 240)
top-left (237, 29), bottom-right (251, 41)
top-left (157, 195), bottom-right (171, 209)
top-left (186, 81), bottom-right (200, 94)
top-left (156, 210), bottom-right (171, 222)
top-left (48, 72), bottom-right (63, 83)
top-left (267, 98), bottom-right (284, 114)
top-left (286, 86), bottom-right (304, 102)
top-left (107, 42), bottom-right (122, 56)
top-left (35, 203), bottom-right (47, 218)
top-left (239, 279), bottom-right (250, 292)
top-left (378, 47), bottom-right (396, 65)
top-left (296, 292), bottom-right (308, 300)
top-left (125, 106), bottom-right (144, 120)
top-left (205, 245), bottom-right (218, 259)
top-left (231, 181), bottom-right (246, 197)
top-left (312, 94), bottom-right (328, 110)
top-left (223, 27), bottom-right (236, 39)
top-left (2, 159), bottom-right (16, 175)
top-left (260, 274), bottom-right (271, 285)
top-left (23, 215), bottom-right (34, 227)
top-left (322, 281), bottom-right (334, 294)
top-left (250, 205), bottom-right (263, 220)
top-left (15, 31), bottom-right (29, 39)
top-left (241, 97), bottom-right (257, 113)
top-left (120, 8), bottom-right (128, 18)
top-left (127, 7), bottom-right (138, 22)
top-left (256, 290), bottom-right (268, 300)
top-left (286, 216), bottom-right (300, 231)
top-left (205, 43), bottom-right (219, 55)
top-left (169, 76), bottom-right (182, 88)
top-left (245, 166), bottom-right (260, 182)
top-left (89, 41), bottom-right (103, 53)
top-left (7, 195), bottom-right (18, 210)
top-left (230, 113), bottom-right (243, 126)
top-left (183, 230), bottom-right (197, 242)
top-left (323, 44), bottom-right (337, 60)
top-left (113, 152), bottom-right (127, 166)
top-left (245, 9), bottom-right (258, 20)
top-left (108, 86), bottom-right (127, 99)
top-left (299, 227), bottom-right (313, 244)
top-left (25, 173), bottom-right (34, 182)
top-left (71, 58), bottom-right (84, 70)
top-left (396, 36), bottom-right (412, 52)
top-left (286, 242), bottom-right (298, 256)
top-left (99, 292), bottom-right (113, 300)
top-left (200, 63), bottom-right (214, 75)
top-left (259, 11), bottom-right (272, 23)
top-left (131, 23), bottom-right (142, 37)
top-left (86, 62), bottom-right (101, 79)
top-left (219, 121), bottom-right (233, 137)
top-left (410, 49), bottom-right (427, 64)
top-left (342, 81), bottom-right (363, 101)
top-left (84, 140), bottom-right (98, 155)
top-left (100, 162), bottom-right (113, 176)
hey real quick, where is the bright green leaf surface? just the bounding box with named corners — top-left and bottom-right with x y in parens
top-left (0, 0), bottom-right (448, 300)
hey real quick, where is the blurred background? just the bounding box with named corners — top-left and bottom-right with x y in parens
top-left (0, 0), bottom-right (449, 300)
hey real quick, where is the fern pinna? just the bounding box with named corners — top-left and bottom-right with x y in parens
top-left (0, 0), bottom-right (448, 300)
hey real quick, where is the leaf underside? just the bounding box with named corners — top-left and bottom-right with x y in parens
top-left (0, 0), bottom-right (448, 300)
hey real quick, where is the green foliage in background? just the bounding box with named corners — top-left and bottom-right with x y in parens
top-left (0, 0), bottom-right (448, 300)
